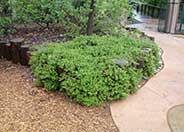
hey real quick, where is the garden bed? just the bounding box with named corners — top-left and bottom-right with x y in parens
top-left (0, 25), bottom-right (161, 107)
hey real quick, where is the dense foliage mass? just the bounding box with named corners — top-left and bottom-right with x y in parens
top-left (30, 35), bottom-right (160, 106)
top-left (0, 0), bottom-right (131, 37)
top-left (0, 0), bottom-right (13, 36)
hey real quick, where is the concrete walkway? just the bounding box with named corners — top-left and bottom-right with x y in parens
top-left (110, 30), bottom-right (184, 132)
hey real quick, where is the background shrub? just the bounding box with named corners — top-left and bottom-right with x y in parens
top-left (0, 0), bottom-right (14, 36)
top-left (0, 17), bottom-right (14, 36)
top-left (62, 0), bottom-right (132, 36)
top-left (0, 0), bottom-right (132, 37)
top-left (10, 0), bottom-right (64, 28)
top-left (30, 35), bottom-right (160, 106)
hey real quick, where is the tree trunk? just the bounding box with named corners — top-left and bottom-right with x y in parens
top-left (87, 0), bottom-right (95, 35)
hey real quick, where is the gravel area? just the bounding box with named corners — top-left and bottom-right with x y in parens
top-left (0, 60), bottom-right (118, 132)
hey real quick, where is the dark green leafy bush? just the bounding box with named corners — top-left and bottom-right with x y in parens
top-left (10, 0), bottom-right (64, 28)
top-left (30, 35), bottom-right (160, 106)
top-left (0, 0), bottom-right (14, 36)
top-left (0, 17), bottom-right (14, 36)
top-left (0, 0), bottom-right (132, 37)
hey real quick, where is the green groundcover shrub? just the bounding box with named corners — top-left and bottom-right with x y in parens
top-left (30, 35), bottom-right (160, 106)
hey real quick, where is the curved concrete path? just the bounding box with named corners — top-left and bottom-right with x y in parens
top-left (110, 31), bottom-right (184, 132)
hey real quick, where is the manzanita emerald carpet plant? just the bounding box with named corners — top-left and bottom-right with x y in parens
top-left (30, 35), bottom-right (161, 106)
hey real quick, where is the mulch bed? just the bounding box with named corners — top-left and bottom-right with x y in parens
top-left (0, 60), bottom-right (118, 132)
top-left (0, 24), bottom-right (68, 45)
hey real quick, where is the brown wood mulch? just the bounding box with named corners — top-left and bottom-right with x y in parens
top-left (0, 25), bottom-right (68, 45)
top-left (0, 60), bottom-right (118, 132)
